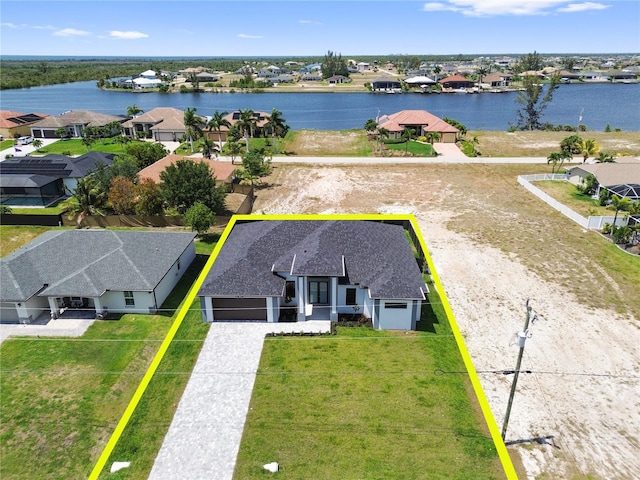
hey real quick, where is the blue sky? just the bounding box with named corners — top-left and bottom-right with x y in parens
top-left (1, 0), bottom-right (639, 57)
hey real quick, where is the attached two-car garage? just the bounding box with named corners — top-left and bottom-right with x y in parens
top-left (210, 297), bottom-right (268, 321)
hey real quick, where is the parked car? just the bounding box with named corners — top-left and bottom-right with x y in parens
top-left (16, 136), bottom-right (34, 145)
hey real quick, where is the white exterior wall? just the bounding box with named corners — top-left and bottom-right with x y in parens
top-left (153, 244), bottom-right (196, 310)
top-left (100, 290), bottom-right (156, 314)
top-left (0, 302), bottom-right (20, 323)
top-left (378, 300), bottom-right (414, 330)
top-left (362, 295), bottom-right (375, 326)
top-left (13, 297), bottom-right (49, 323)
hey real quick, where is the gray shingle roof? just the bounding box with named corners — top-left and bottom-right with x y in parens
top-left (1, 230), bottom-right (196, 301)
top-left (198, 220), bottom-right (425, 300)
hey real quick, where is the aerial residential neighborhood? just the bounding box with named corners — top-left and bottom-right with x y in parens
top-left (1, 0), bottom-right (639, 476)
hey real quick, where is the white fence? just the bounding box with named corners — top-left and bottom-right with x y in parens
top-left (517, 175), bottom-right (629, 231)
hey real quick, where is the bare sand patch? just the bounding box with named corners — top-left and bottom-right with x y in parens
top-left (254, 163), bottom-right (640, 479)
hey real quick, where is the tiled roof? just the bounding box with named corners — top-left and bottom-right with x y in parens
top-left (1, 230), bottom-right (196, 301)
top-left (377, 110), bottom-right (459, 134)
top-left (138, 154), bottom-right (236, 184)
top-left (30, 110), bottom-right (124, 129)
top-left (1, 111), bottom-right (50, 129)
top-left (198, 220), bottom-right (426, 300)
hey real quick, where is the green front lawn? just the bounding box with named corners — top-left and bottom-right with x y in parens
top-left (0, 252), bottom-right (210, 480)
top-left (1, 139), bottom-right (16, 150)
top-left (34, 138), bottom-right (139, 156)
top-left (534, 180), bottom-right (614, 217)
top-left (234, 289), bottom-right (504, 479)
top-left (385, 140), bottom-right (437, 157)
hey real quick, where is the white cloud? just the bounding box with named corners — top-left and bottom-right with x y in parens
top-left (33, 25), bottom-right (56, 30)
top-left (1, 22), bottom-right (21, 29)
top-left (421, 0), bottom-right (609, 16)
top-left (557, 2), bottom-right (610, 13)
top-left (237, 33), bottom-right (263, 39)
top-left (299, 20), bottom-right (322, 25)
top-left (109, 30), bottom-right (149, 39)
top-left (54, 28), bottom-right (90, 37)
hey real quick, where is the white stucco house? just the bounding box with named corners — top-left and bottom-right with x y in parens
top-left (0, 230), bottom-right (196, 324)
top-left (198, 220), bottom-right (428, 330)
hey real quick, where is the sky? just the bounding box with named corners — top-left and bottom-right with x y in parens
top-left (1, 0), bottom-right (639, 57)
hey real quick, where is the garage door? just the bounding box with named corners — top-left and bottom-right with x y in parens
top-left (213, 297), bottom-right (267, 321)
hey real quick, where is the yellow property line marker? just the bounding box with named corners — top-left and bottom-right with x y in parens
top-left (90, 213), bottom-right (517, 479)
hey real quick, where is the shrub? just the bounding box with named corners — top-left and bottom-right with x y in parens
top-left (612, 226), bottom-right (631, 244)
top-left (601, 223), bottom-right (612, 234)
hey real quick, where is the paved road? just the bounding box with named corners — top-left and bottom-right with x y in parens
top-left (149, 321), bottom-right (331, 480)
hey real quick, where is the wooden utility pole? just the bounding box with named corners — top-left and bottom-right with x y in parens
top-left (501, 299), bottom-right (536, 441)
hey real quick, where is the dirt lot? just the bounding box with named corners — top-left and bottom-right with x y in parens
top-left (252, 162), bottom-right (640, 480)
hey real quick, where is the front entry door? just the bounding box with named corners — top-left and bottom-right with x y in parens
top-left (309, 280), bottom-right (329, 305)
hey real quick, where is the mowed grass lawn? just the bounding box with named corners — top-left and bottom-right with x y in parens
top-left (533, 180), bottom-right (615, 217)
top-left (234, 290), bottom-right (505, 479)
top-left (0, 235), bottom-right (212, 480)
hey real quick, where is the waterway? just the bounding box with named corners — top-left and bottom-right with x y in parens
top-left (1, 81), bottom-right (638, 131)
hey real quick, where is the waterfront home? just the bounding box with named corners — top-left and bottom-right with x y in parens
top-left (376, 110), bottom-right (459, 143)
top-left (1, 111), bottom-right (50, 139)
top-left (29, 110), bottom-right (125, 139)
top-left (122, 107), bottom-right (202, 141)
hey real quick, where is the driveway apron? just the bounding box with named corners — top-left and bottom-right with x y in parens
top-left (149, 321), bottom-right (331, 480)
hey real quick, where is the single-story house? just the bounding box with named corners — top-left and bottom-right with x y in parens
top-left (299, 73), bottom-right (322, 82)
top-left (376, 110), bottom-right (460, 143)
top-left (29, 110), bottom-right (125, 139)
top-left (0, 230), bottom-right (196, 324)
top-left (138, 154), bottom-right (236, 187)
top-left (196, 72), bottom-right (219, 82)
top-left (566, 159), bottom-right (640, 200)
top-left (198, 220), bottom-right (428, 330)
top-left (403, 76), bottom-right (437, 87)
top-left (140, 69), bottom-right (157, 79)
top-left (1, 111), bottom-right (50, 139)
top-left (222, 110), bottom-right (271, 137)
top-left (0, 152), bottom-right (116, 206)
top-left (371, 76), bottom-right (402, 92)
top-left (327, 75), bottom-right (351, 84)
top-left (122, 107), bottom-right (203, 141)
top-left (439, 75), bottom-right (474, 90)
top-left (125, 77), bottom-right (163, 89)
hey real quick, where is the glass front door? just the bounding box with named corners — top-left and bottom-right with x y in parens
top-left (309, 280), bottom-right (329, 305)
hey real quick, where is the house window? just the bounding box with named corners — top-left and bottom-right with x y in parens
top-left (346, 288), bottom-right (357, 306)
top-left (285, 281), bottom-right (296, 299)
top-left (309, 280), bottom-right (328, 305)
top-left (385, 302), bottom-right (407, 309)
top-left (124, 291), bottom-right (135, 307)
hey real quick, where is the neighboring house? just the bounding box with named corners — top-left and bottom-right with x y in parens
top-left (126, 77), bottom-right (163, 89)
top-left (371, 76), bottom-right (402, 92)
top-left (357, 62), bottom-right (371, 72)
top-left (122, 107), bottom-right (201, 141)
top-left (0, 230), bottom-right (196, 324)
top-left (29, 110), bottom-right (125, 139)
top-left (138, 154), bottom-right (236, 187)
top-left (223, 110), bottom-right (271, 137)
top-left (403, 76), bottom-right (437, 87)
top-left (480, 72), bottom-right (513, 88)
top-left (439, 75), bottom-right (474, 90)
top-left (327, 75), bottom-right (350, 84)
top-left (140, 69), bottom-right (157, 79)
top-left (196, 72), bottom-right (219, 82)
top-left (0, 152), bottom-right (116, 206)
top-left (300, 73), bottom-right (322, 82)
top-left (1, 111), bottom-right (50, 139)
top-left (566, 159), bottom-right (640, 200)
top-left (198, 220), bottom-right (428, 330)
top-left (376, 110), bottom-right (460, 143)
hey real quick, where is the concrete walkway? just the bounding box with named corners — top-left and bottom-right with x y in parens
top-left (148, 321), bottom-right (331, 480)
top-left (0, 318), bottom-right (96, 344)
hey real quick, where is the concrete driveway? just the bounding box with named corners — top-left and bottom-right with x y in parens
top-left (149, 321), bottom-right (331, 480)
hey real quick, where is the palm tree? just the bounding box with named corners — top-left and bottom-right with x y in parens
top-left (580, 138), bottom-right (600, 163)
top-left (236, 109), bottom-right (257, 152)
top-left (206, 110), bottom-right (231, 150)
top-left (364, 119), bottom-right (378, 137)
top-left (61, 176), bottom-right (107, 225)
top-left (402, 127), bottom-right (416, 155)
top-left (546, 151), bottom-right (571, 174)
top-left (595, 152), bottom-right (616, 163)
top-left (227, 141), bottom-right (243, 165)
top-left (126, 104), bottom-right (143, 118)
top-left (31, 138), bottom-right (43, 150)
top-left (200, 137), bottom-right (219, 159)
top-left (476, 66), bottom-right (489, 88)
top-left (424, 131), bottom-right (441, 145)
top-left (374, 127), bottom-right (389, 154)
top-left (265, 108), bottom-right (288, 155)
top-left (610, 194), bottom-right (631, 232)
top-left (183, 107), bottom-right (203, 153)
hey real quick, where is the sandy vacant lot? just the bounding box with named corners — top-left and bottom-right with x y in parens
top-left (252, 162), bottom-right (640, 480)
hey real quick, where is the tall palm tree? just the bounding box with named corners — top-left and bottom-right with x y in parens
top-left (126, 104), bottom-right (143, 118)
top-left (266, 108), bottom-right (288, 155)
top-left (236, 109), bottom-right (257, 152)
top-left (610, 194), bottom-right (631, 232)
top-left (547, 151), bottom-right (571, 174)
top-left (402, 127), bottom-right (416, 155)
top-left (364, 118), bottom-right (378, 137)
top-left (183, 107), bottom-right (203, 153)
top-left (580, 138), bottom-right (600, 163)
top-left (374, 127), bottom-right (389, 154)
top-left (206, 110), bottom-right (231, 150)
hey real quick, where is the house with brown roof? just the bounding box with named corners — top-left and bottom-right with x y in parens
top-left (29, 110), bottom-right (124, 139)
top-left (122, 107), bottom-right (203, 142)
top-left (1, 111), bottom-right (50, 139)
top-left (376, 110), bottom-right (460, 143)
top-left (138, 154), bottom-right (236, 186)
top-left (439, 74), bottom-right (474, 90)
top-left (566, 159), bottom-right (640, 200)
